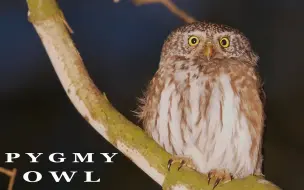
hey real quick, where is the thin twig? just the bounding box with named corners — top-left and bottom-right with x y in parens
top-left (157, 0), bottom-right (196, 23)
top-left (116, 0), bottom-right (197, 23)
top-left (0, 167), bottom-right (17, 190)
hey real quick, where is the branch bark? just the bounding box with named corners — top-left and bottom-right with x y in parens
top-left (26, 0), bottom-right (281, 189)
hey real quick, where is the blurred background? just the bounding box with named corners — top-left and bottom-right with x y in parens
top-left (0, 0), bottom-right (303, 189)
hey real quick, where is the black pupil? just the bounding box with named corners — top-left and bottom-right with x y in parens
top-left (191, 38), bottom-right (197, 44)
top-left (221, 39), bottom-right (227, 45)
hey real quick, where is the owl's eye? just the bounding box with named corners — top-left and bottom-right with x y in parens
top-left (219, 37), bottom-right (230, 48)
top-left (188, 36), bottom-right (200, 46)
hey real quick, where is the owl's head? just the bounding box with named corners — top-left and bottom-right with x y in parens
top-left (160, 22), bottom-right (258, 65)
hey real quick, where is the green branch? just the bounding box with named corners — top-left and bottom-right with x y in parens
top-left (26, 0), bottom-right (281, 189)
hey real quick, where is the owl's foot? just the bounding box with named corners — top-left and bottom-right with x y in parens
top-left (167, 156), bottom-right (196, 171)
top-left (207, 169), bottom-right (233, 189)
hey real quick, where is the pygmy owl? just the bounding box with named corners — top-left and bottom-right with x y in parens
top-left (138, 22), bottom-right (264, 188)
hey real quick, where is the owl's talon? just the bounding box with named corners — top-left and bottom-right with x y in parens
top-left (167, 159), bottom-right (174, 171)
top-left (207, 172), bottom-right (212, 185)
top-left (213, 178), bottom-right (221, 190)
top-left (207, 169), bottom-right (232, 189)
top-left (167, 156), bottom-right (195, 172)
top-left (177, 160), bottom-right (185, 171)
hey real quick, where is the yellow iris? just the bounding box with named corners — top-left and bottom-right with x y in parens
top-left (219, 37), bottom-right (230, 48)
top-left (188, 36), bottom-right (200, 46)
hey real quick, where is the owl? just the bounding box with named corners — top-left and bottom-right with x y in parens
top-left (138, 22), bottom-right (264, 189)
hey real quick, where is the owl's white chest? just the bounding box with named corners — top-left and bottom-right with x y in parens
top-left (150, 70), bottom-right (255, 178)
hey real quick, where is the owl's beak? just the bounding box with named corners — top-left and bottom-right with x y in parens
top-left (203, 42), bottom-right (214, 60)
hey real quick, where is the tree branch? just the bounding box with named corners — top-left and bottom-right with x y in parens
top-left (26, 0), bottom-right (280, 189)
top-left (0, 167), bottom-right (17, 190)
top-left (115, 0), bottom-right (196, 23)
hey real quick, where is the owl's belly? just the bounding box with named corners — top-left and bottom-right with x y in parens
top-left (149, 73), bottom-right (256, 178)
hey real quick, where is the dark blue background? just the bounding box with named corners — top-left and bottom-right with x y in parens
top-left (0, 0), bottom-right (303, 189)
